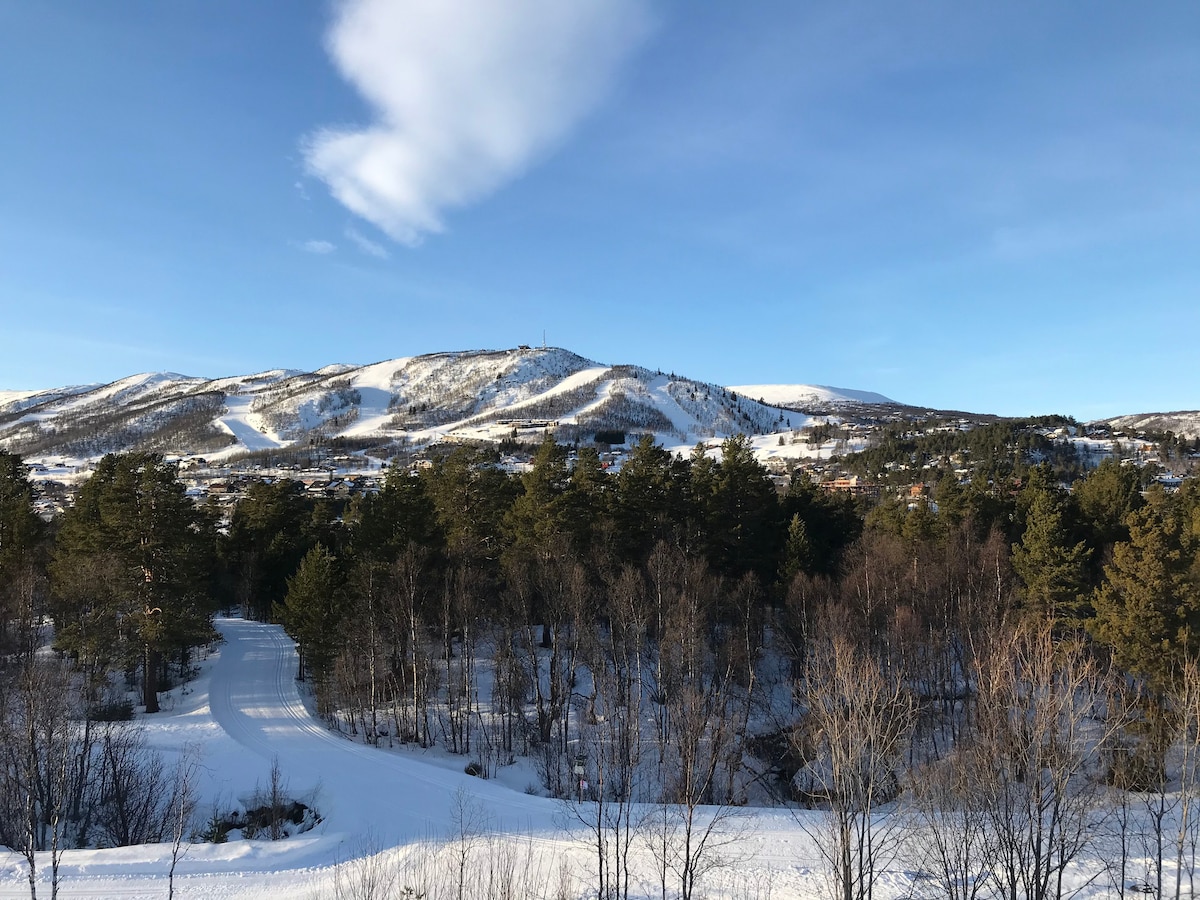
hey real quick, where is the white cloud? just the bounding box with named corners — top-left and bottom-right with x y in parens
top-left (304, 0), bottom-right (654, 246)
top-left (345, 226), bottom-right (390, 259)
top-left (301, 239), bottom-right (336, 254)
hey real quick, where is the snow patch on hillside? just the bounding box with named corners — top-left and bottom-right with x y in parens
top-left (1101, 410), bottom-right (1200, 438)
top-left (729, 383), bottom-right (896, 406)
top-left (214, 395), bottom-right (285, 455)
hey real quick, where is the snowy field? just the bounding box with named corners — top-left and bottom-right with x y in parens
top-left (0, 618), bottom-right (1161, 899)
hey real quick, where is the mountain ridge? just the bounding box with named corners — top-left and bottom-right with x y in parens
top-left (727, 383), bottom-right (896, 407)
top-left (4, 347), bottom-right (1196, 466)
top-left (0, 347), bottom-right (869, 464)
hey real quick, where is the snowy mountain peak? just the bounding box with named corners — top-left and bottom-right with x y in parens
top-left (726, 384), bottom-right (897, 407)
top-left (0, 347), bottom-right (888, 464)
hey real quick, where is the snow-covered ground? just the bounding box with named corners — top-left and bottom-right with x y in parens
top-left (214, 395), bottom-right (284, 455)
top-left (0, 619), bottom-right (809, 898)
top-left (0, 618), bottom-right (1164, 899)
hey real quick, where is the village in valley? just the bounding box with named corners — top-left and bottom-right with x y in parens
top-left (11, 356), bottom-right (1195, 523)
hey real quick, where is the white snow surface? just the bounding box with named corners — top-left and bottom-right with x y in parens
top-left (727, 384), bottom-right (896, 406)
top-left (214, 395), bottom-right (284, 455)
top-left (0, 617), bottom-right (824, 899)
top-left (0, 617), bottom-right (1144, 899)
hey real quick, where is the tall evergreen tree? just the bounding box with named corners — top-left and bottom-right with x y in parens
top-left (780, 470), bottom-right (861, 578)
top-left (0, 451), bottom-right (42, 578)
top-left (274, 544), bottom-right (344, 686)
top-left (0, 451), bottom-right (45, 655)
top-left (222, 479), bottom-right (321, 620)
top-left (559, 446), bottom-right (613, 558)
top-left (51, 453), bottom-right (216, 712)
top-left (350, 465), bottom-right (442, 564)
top-left (422, 446), bottom-right (518, 577)
top-left (1011, 467), bottom-right (1091, 624)
top-left (1074, 457), bottom-right (1144, 545)
top-left (779, 513), bottom-right (816, 584)
top-left (1073, 456), bottom-right (1145, 586)
top-left (504, 434), bottom-right (571, 567)
top-left (1092, 487), bottom-right (1200, 686)
top-left (698, 434), bottom-right (780, 581)
top-left (613, 435), bottom-right (689, 562)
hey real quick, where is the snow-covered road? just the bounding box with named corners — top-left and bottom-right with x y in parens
top-left (0, 618), bottom-right (857, 898)
top-left (0, 618), bottom-right (571, 898)
top-left (206, 618), bottom-right (559, 843)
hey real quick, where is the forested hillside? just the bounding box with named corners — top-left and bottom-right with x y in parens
top-left (3, 440), bottom-right (1200, 899)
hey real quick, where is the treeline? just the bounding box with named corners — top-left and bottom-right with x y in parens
top-left (4, 440), bottom-right (1200, 898)
top-left (841, 415), bottom-right (1086, 485)
top-left (0, 451), bottom-right (206, 892)
top-left (231, 441), bottom-right (1200, 900)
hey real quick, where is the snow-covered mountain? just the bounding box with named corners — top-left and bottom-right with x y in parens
top-left (1099, 410), bottom-right (1200, 439)
top-left (0, 347), bottom-right (883, 464)
top-left (727, 384), bottom-right (896, 408)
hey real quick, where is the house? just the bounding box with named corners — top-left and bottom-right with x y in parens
top-left (821, 476), bottom-right (882, 500)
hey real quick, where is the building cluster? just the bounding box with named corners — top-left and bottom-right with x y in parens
top-left (15, 415), bottom-right (1197, 523)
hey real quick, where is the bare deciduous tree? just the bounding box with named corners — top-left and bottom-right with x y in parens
top-left (973, 625), bottom-right (1125, 900)
top-left (0, 656), bottom-right (75, 900)
top-left (904, 746), bottom-right (999, 900)
top-left (166, 743), bottom-right (202, 900)
top-left (794, 632), bottom-right (917, 900)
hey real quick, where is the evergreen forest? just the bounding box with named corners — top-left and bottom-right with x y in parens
top-left (3, 437), bottom-right (1200, 900)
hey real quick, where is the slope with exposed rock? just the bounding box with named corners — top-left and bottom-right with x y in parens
top-left (0, 347), bottom-right (882, 464)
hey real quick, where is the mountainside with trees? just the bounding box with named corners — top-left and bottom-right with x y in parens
top-left (0, 348), bottom-right (825, 465)
top-left (4, 422), bottom-right (1200, 895)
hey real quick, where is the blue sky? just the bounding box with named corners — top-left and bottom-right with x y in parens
top-left (1, 1), bottom-right (1197, 419)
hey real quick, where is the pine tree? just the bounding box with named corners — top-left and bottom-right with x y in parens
top-left (222, 479), bottom-right (319, 620)
top-left (274, 545), bottom-right (344, 686)
top-left (699, 434), bottom-right (780, 581)
top-left (781, 470), bottom-right (861, 577)
top-left (351, 465), bottom-right (441, 564)
top-left (51, 453), bottom-right (216, 712)
top-left (421, 446), bottom-right (518, 574)
top-left (1073, 457), bottom-right (1144, 546)
top-left (0, 450), bottom-right (41, 578)
top-left (1011, 470), bottom-right (1091, 624)
top-left (504, 434), bottom-right (570, 566)
top-left (1073, 457), bottom-right (1145, 586)
top-left (613, 435), bottom-right (688, 562)
top-left (0, 451), bottom-right (44, 655)
top-left (558, 446), bottom-right (613, 557)
top-left (779, 513), bottom-right (816, 584)
top-left (1092, 487), bottom-right (1200, 686)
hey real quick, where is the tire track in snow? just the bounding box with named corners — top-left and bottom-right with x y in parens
top-left (207, 618), bottom-right (568, 846)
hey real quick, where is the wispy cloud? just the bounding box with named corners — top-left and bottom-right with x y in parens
top-left (300, 239), bottom-right (336, 255)
top-left (345, 226), bottom-right (389, 259)
top-left (303, 0), bottom-right (654, 246)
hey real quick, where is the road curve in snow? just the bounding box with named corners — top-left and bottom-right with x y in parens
top-left (207, 617), bottom-right (559, 845)
top-left (0, 618), bottom-right (819, 900)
